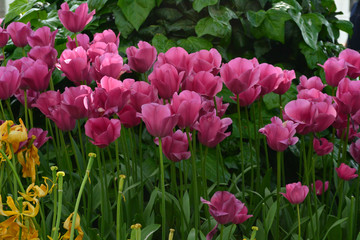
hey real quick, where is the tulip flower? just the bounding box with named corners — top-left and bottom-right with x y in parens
top-left (311, 180), bottom-right (329, 195)
top-left (61, 85), bottom-right (92, 119)
top-left (126, 41), bottom-right (157, 73)
top-left (130, 81), bottom-right (159, 112)
top-left (87, 42), bottom-right (118, 62)
top-left (230, 85), bottom-right (261, 107)
top-left (21, 59), bottom-right (52, 92)
top-left (296, 75), bottom-right (326, 92)
top-left (189, 48), bottom-right (222, 75)
top-left (7, 22), bottom-right (32, 47)
top-left (297, 89), bottom-right (332, 104)
top-left (350, 139), bottom-right (360, 164)
top-left (148, 63), bottom-right (184, 99)
top-left (313, 138), bottom-right (333, 156)
top-left (334, 78), bottom-right (360, 115)
top-left (58, 2), bottom-right (95, 33)
top-left (155, 47), bottom-right (191, 76)
top-left (28, 46), bottom-right (58, 69)
top-left (182, 71), bottom-right (222, 98)
top-left (319, 57), bottom-right (347, 87)
top-left (194, 111), bottom-right (232, 148)
top-left (0, 66), bottom-right (20, 100)
top-left (93, 29), bottom-right (120, 46)
top-left (140, 103), bottom-right (178, 138)
top-left (220, 57), bottom-right (259, 95)
top-left (66, 33), bottom-right (90, 50)
top-left (281, 182), bottom-right (309, 204)
top-left (27, 26), bottom-right (57, 47)
top-left (336, 163), bottom-right (358, 181)
top-left (155, 130), bottom-right (191, 162)
top-left (200, 96), bottom-right (229, 118)
top-left (0, 27), bottom-right (9, 47)
top-left (338, 48), bottom-right (360, 79)
top-left (14, 89), bottom-right (39, 108)
top-left (84, 117), bottom-right (121, 148)
top-left (258, 63), bottom-right (282, 96)
top-left (92, 53), bottom-right (129, 81)
top-left (273, 69), bottom-right (296, 95)
top-left (117, 105), bottom-right (141, 128)
top-left (259, 116), bottom-right (298, 152)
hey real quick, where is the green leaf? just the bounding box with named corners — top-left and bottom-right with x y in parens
top-left (5, 0), bottom-right (37, 23)
top-left (272, 0), bottom-right (302, 11)
top-left (18, 8), bottom-right (47, 23)
top-left (117, 0), bottom-right (156, 31)
top-left (262, 9), bottom-right (291, 43)
top-left (113, 7), bottom-right (134, 39)
top-left (88, 0), bottom-right (109, 11)
top-left (322, 218), bottom-right (348, 240)
top-left (321, 0), bottom-right (337, 13)
top-left (195, 17), bottom-right (231, 38)
top-left (299, 42), bottom-right (327, 69)
top-left (263, 92), bottom-right (279, 110)
top-left (265, 202), bottom-right (277, 235)
top-left (247, 10), bottom-right (266, 27)
top-left (289, 11), bottom-right (322, 49)
top-left (155, 8), bottom-right (183, 22)
top-left (151, 34), bottom-right (176, 53)
top-left (215, 224), bottom-right (236, 240)
top-left (193, 0), bottom-right (218, 12)
top-left (336, 20), bottom-right (353, 36)
top-left (141, 224), bottom-right (160, 240)
top-left (259, 0), bottom-right (268, 8)
top-left (315, 13), bottom-right (335, 42)
top-left (177, 37), bottom-right (213, 53)
top-left (208, 6), bottom-right (237, 22)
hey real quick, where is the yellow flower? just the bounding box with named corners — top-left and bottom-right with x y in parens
top-left (0, 216), bottom-right (39, 239)
top-left (17, 144), bottom-right (40, 183)
top-left (0, 120), bottom-right (13, 142)
top-left (62, 213), bottom-right (84, 240)
top-left (19, 177), bottom-right (52, 202)
top-left (7, 119), bottom-right (28, 152)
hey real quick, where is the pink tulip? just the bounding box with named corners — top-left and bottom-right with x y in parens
top-left (258, 63), bottom-right (282, 96)
top-left (273, 69), bottom-right (295, 95)
top-left (87, 42), bottom-right (118, 62)
top-left (14, 89), bottom-right (39, 108)
top-left (220, 57), bottom-right (259, 95)
top-left (130, 81), bottom-right (159, 112)
top-left (85, 117), bottom-right (121, 148)
top-left (189, 48), bottom-right (222, 75)
top-left (58, 2), bottom-right (95, 33)
top-left (338, 48), bottom-right (360, 79)
top-left (155, 47), bottom-right (191, 76)
top-left (19, 128), bottom-right (51, 150)
top-left (313, 138), bottom-right (333, 156)
top-left (140, 103), bottom-right (178, 138)
top-left (126, 41), bottom-right (157, 73)
top-left (66, 33), bottom-right (90, 50)
top-left (350, 139), bottom-right (360, 164)
top-left (56, 46), bottom-right (92, 85)
top-left (319, 57), bottom-right (347, 87)
top-left (336, 163), bottom-right (358, 181)
top-left (154, 130), bottom-right (191, 162)
top-left (297, 75), bottom-right (325, 92)
top-left (27, 26), bottom-right (57, 47)
top-left (281, 182), bottom-right (309, 204)
top-left (231, 85), bottom-right (261, 107)
top-left (334, 78), bottom-right (360, 115)
top-left (117, 105), bottom-right (141, 128)
top-left (297, 89), bottom-right (332, 104)
top-left (21, 59), bottom-right (52, 92)
top-left (200, 96), bottom-right (229, 118)
top-left (171, 90), bottom-right (202, 129)
top-left (336, 124), bottom-right (360, 141)
top-left (194, 111), bottom-right (232, 148)
top-left (201, 191), bottom-right (252, 227)
top-left (182, 71), bottom-right (222, 98)
top-left (92, 53), bottom-right (129, 81)
top-left (7, 22), bottom-right (32, 47)
top-left (61, 85), bottom-right (92, 119)
top-left (0, 27), bottom-right (9, 47)
top-left (28, 46), bottom-right (58, 69)
top-left (311, 180), bottom-right (329, 196)
top-left (93, 29), bottom-right (120, 46)
top-left (259, 116), bottom-right (298, 151)
top-left (149, 63), bottom-right (184, 100)
top-left (0, 66), bottom-right (20, 100)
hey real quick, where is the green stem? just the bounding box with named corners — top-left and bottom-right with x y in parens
top-left (143, 72), bottom-right (149, 83)
top-left (276, 151), bottom-right (282, 240)
top-left (49, 75), bottom-right (55, 91)
top-left (0, 149), bottom-right (25, 192)
top-left (116, 175), bottom-right (126, 240)
top-left (5, 99), bottom-right (14, 121)
top-left (341, 115), bottom-right (350, 163)
top-left (74, 33), bottom-right (79, 47)
top-left (337, 180), bottom-right (344, 219)
top-left (24, 89), bottom-right (29, 129)
top-left (1, 48), bottom-right (5, 65)
top-left (279, 94), bottom-right (283, 120)
top-left (349, 196), bottom-right (355, 240)
top-left (77, 120), bottom-right (85, 161)
top-left (220, 224), bottom-right (224, 240)
top-left (50, 166), bottom-right (58, 234)
top-left (70, 153), bottom-right (96, 240)
top-left (297, 204), bottom-right (301, 240)
top-left (236, 95), bottom-right (245, 201)
top-left (158, 138), bottom-right (166, 240)
top-left (0, 164), bottom-right (4, 195)
top-left (52, 171), bottom-right (65, 240)
top-left (9, 145), bottom-right (17, 198)
top-left (68, 131), bottom-right (82, 175)
top-left (251, 104), bottom-right (261, 190)
top-left (0, 100), bottom-right (6, 119)
top-left (258, 98), bottom-right (269, 169)
top-left (96, 147), bottom-right (106, 236)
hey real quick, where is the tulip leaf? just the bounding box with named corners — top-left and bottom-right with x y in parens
top-left (141, 224), bottom-right (160, 240)
top-left (177, 37), bottom-right (213, 53)
top-left (322, 218), bottom-right (348, 240)
top-left (187, 228), bottom-right (206, 240)
top-left (117, 0), bottom-right (156, 31)
top-left (151, 34), bottom-right (176, 53)
top-left (264, 202), bottom-right (277, 235)
top-left (193, 0), bottom-right (218, 12)
top-left (113, 7), bottom-right (135, 39)
top-left (195, 17), bottom-right (231, 38)
top-left (182, 191), bottom-right (191, 226)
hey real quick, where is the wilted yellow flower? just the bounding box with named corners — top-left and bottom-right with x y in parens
top-left (62, 213), bottom-right (84, 240)
top-left (19, 177), bottom-right (52, 202)
top-left (17, 144), bottom-right (40, 183)
top-left (0, 216), bottom-right (39, 239)
top-left (0, 120), bottom-right (13, 142)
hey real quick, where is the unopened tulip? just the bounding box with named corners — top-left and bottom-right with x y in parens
top-left (21, 59), bottom-right (52, 92)
top-left (93, 53), bottom-right (129, 81)
top-left (281, 182), bottom-right (309, 204)
top-left (273, 69), bottom-right (295, 95)
top-left (338, 48), bottom-right (360, 79)
top-left (93, 29), bottom-right (120, 46)
top-left (311, 180), bottom-right (329, 196)
top-left (148, 63), bottom-right (184, 99)
top-left (140, 103), bottom-right (178, 138)
top-left (7, 22), bottom-right (32, 47)
top-left (182, 71), bottom-right (222, 98)
top-left (61, 85), bottom-right (92, 119)
top-left (27, 26), bottom-right (57, 47)
top-left (319, 57), bottom-right (347, 87)
top-left (350, 139), bottom-right (360, 164)
top-left (0, 66), bottom-right (20, 100)
top-left (155, 47), bottom-right (191, 76)
top-left (336, 163), bottom-right (358, 181)
top-left (313, 138), bottom-right (333, 156)
top-left (0, 27), bottom-right (9, 47)
top-left (296, 75), bottom-right (325, 92)
top-left (58, 2), bottom-right (95, 33)
top-left (126, 41), bottom-right (157, 73)
top-left (259, 116), bottom-right (298, 151)
top-left (28, 46), bottom-right (58, 69)
top-left (194, 111), bottom-right (232, 148)
top-left (85, 117), bottom-right (121, 148)
top-left (190, 48), bottom-right (222, 75)
top-left (155, 130), bottom-right (191, 162)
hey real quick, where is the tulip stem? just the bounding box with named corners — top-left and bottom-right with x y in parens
top-left (77, 120), bottom-right (86, 163)
top-left (143, 72), bottom-right (149, 83)
top-left (251, 104), bottom-right (261, 190)
top-left (68, 131), bottom-right (82, 176)
top-left (341, 114), bottom-right (350, 163)
top-left (52, 171), bottom-right (65, 240)
top-left (70, 153), bottom-right (95, 240)
top-left (220, 224), bottom-right (224, 240)
top-left (0, 149), bottom-right (25, 193)
top-left (0, 164), bottom-right (4, 194)
top-left (0, 101), bottom-right (5, 120)
top-left (349, 196), bottom-right (355, 240)
top-left (236, 95), bottom-right (245, 201)
top-left (279, 94), bottom-right (283, 120)
top-left (51, 166), bottom-right (58, 233)
top-left (24, 90), bottom-right (29, 129)
top-left (116, 175), bottom-right (126, 240)
top-left (297, 204), bottom-right (301, 240)
top-left (5, 99), bottom-right (14, 121)
top-left (74, 33), bottom-right (79, 47)
top-left (96, 147), bottom-right (106, 236)
top-left (1, 48), bottom-right (5, 65)
top-left (9, 145), bottom-right (17, 198)
top-left (276, 151), bottom-right (282, 240)
top-left (337, 180), bottom-right (344, 219)
top-left (258, 98), bottom-right (269, 169)
top-left (158, 138), bottom-right (167, 240)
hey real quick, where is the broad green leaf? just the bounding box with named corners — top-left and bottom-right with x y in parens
top-left (151, 34), bottom-right (176, 53)
top-left (259, 0), bottom-right (268, 8)
top-left (141, 224), bottom-right (160, 240)
top-left (195, 17), bottom-right (231, 38)
top-left (208, 6), bottom-right (237, 22)
top-left (177, 37), bottom-right (213, 53)
top-left (117, 0), bottom-right (156, 31)
top-left (336, 20), bottom-right (353, 36)
top-left (156, 0), bottom-right (163, 6)
top-left (322, 218), bottom-right (348, 240)
top-left (272, 0), bottom-right (302, 11)
top-left (299, 42), bottom-right (327, 69)
top-left (265, 202), bottom-right (277, 235)
top-left (155, 8), bottom-right (183, 22)
top-left (144, 190), bottom-right (158, 226)
top-left (38, 10), bottom-right (62, 30)
top-left (182, 191), bottom-right (190, 226)
top-left (113, 7), bottom-right (134, 39)
top-left (262, 9), bottom-right (291, 43)
top-left (263, 92), bottom-right (279, 110)
top-left (167, 19), bottom-right (195, 33)
top-left (193, 0), bottom-right (218, 12)
top-left (315, 13), bottom-right (335, 42)
top-left (89, 0), bottom-right (108, 11)
top-left (187, 228), bottom-right (206, 240)
top-left (18, 8), bottom-right (47, 23)
top-left (254, 39), bottom-right (271, 57)
top-left (5, 0), bottom-right (37, 23)
top-left (321, 0), bottom-right (337, 13)
top-left (215, 224), bottom-right (236, 240)
top-left (247, 10), bottom-right (266, 27)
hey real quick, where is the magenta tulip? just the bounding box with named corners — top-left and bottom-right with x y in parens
top-left (281, 182), bottom-right (309, 204)
top-left (19, 128), bottom-right (51, 151)
top-left (130, 81), bottom-right (159, 112)
top-left (28, 46), bottom-right (58, 69)
top-left (14, 89), bottom-right (39, 108)
top-left (85, 117), bottom-right (121, 148)
top-left (140, 103), bottom-right (178, 138)
top-left (87, 42), bottom-right (118, 62)
top-left (334, 78), bottom-right (360, 115)
top-left (58, 2), bottom-right (95, 33)
top-left (0, 66), bottom-right (20, 100)
top-left (311, 180), bottom-right (329, 196)
top-left (200, 96), bottom-right (229, 118)
top-left (297, 88), bottom-right (332, 104)
top-left (0, 27), bottom-right (9, 47)
top-left (190, 48), bottom-right (222, 75)
top-left (66, 33), bottom-right (90, 50)
top-left (297, 75), bottom-right (325, 92)
top-left (155, 130), bottom-right (191, 162)
top-left (155, 47), bottom-right (191, 76)
top-left (259, 116), bottom-right (298, 151)
top-left (336, 163), bottom-right (358, 181)
top-left (117, 105), bottom-right (141, 128)
top-left (194, 111), bottom-right (232, 148)
top-left (273, 69), bottom-right (295, 95)
top-left (231, 85), bottom-right (261, 107)
top-left (182, 71), bottom-right (222, 98)
top-left (21, 59), bottom-right (52, 91)
top-left (7, 22), bottom-right (32, 47)
top-left (33, 90), bottom-right (61, 118)
top-left (257, 63), bottom-right (282, 96)
top-left (338, 48), bottom-right (360, 79)
top-left (148, 63), bottom-right (184, 99)
top-left (220, 57), bottom-right (259, 95)
top-left (313, 138), bottom-right (333, 156)
top-left (93, 53), bottom-right (129, 81)
top-left (319, 57), bottom-right (347, 87)
top-left (126, 41), bottom-right (157, 73)
top-left (27, 26), bottom-right (57, 47)
top-left (61, 85), bottom-right (92, 119)
top-left (350, 139), bottom-right (360, 164)
top-left (93, 29), bottom-right (120, 46)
